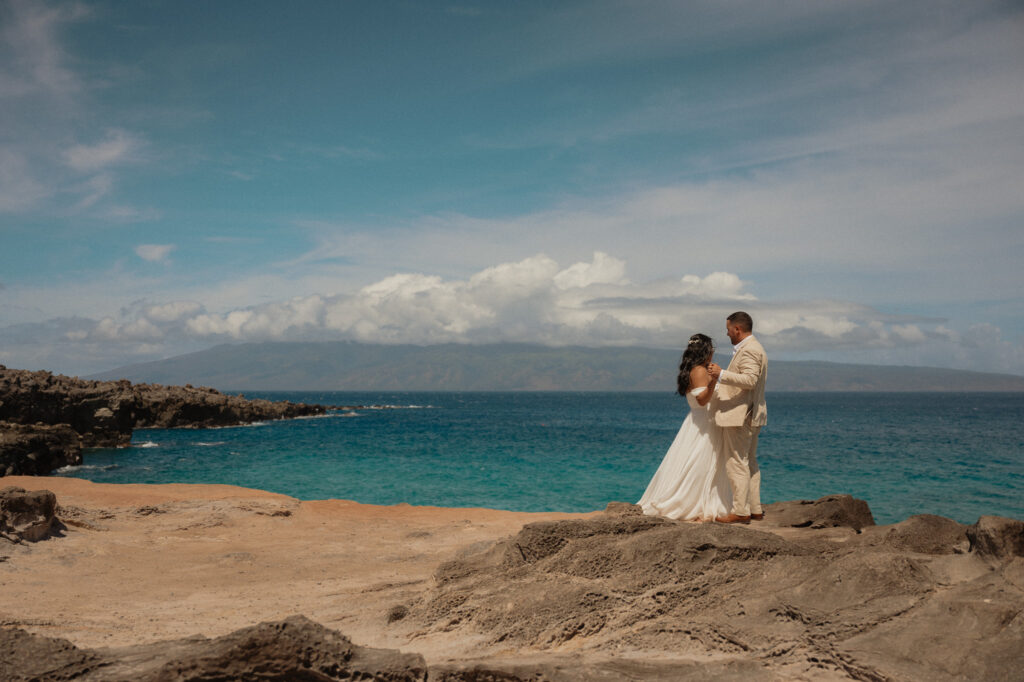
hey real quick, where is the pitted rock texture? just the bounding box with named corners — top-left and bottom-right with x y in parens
top-left (400, 497), bottom-right (1024, 681)
top-left (967, 515), bottom-right (1024, 561)
top-left (762, 494), bottom-right (876, 531)
top-left (0, 486), bottom-right (58, 542)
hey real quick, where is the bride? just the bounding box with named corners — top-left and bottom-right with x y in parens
top-left (637, 333), bottom-right (733, 521)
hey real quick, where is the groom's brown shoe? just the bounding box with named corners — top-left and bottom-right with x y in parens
top-left (715, 514), bottom-right (751, 524)
top-left (750, 512), bottom-right (765, 521)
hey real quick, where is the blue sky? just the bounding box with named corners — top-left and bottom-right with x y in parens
top-left (1, 0), bottom-right (1023, 376)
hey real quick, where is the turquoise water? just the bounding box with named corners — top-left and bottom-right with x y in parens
top-left (55, 391), bottom-right (1024, 525)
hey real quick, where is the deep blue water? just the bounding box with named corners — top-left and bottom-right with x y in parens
top-left (55, 392), bottom-right (1024, 525)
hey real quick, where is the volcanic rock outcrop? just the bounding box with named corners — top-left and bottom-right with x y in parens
top-left (0, 365), bottom-right (327, 476)
top-left (393, 496), bottom-right (1024, 681)
top-left (0, 423), bottom-right (82, 476)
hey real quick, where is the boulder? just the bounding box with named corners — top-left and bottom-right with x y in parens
top-left (0, 486), bottom-right (58, 542)
top-left (967, 515), bottom-right (1024, 560)
top-left (764, 493), bottom-right (875, 531)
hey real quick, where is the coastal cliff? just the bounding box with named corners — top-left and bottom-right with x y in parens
top-left (0, 366), bottom-right (326, 476)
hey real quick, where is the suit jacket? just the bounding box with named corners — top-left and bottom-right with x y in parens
top-left (713, 335), bottom-right (767, 427)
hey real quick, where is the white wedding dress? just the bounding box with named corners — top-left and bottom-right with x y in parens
top-left (638, 386), bottom-right (732, 521)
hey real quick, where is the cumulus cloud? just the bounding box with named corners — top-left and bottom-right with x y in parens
top-left (1, 251), bottom-right (1022, 376)
top-left (134, 243), bottom-right (175, 262)
top-left (52, 251), bottom-right (972, 354)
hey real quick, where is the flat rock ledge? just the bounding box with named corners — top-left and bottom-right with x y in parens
top-left (0, 365), bottom-right (328, 476)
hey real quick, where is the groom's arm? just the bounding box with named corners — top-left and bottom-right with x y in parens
top-left (717, 349), bottom-right (763, 390)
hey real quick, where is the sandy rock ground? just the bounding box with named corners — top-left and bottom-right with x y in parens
top-left (0, 476), bottom-right (592, 656)
top-left (2, 476), bottom-right (1023, 681)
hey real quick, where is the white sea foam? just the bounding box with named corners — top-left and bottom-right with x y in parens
top-left (195, 441), bottom-right (227, 447)
top-left (136, 441), bottom-right (159, 448)
top-left (295, 412), bottom-right (352, 420)
top-left (206, 420), bottom-right (271, 430)
top-left (56, 464), bottom-right (119, 473)
top-left (235, 421), bottom-right (269, 428)
top-left (363, 404), bottom-right (436, 410)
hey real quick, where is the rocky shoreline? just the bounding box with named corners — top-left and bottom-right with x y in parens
top-left (1, 479), bottom-right (1021, 681)
top-left (0, 365), bottom-right (329, 476)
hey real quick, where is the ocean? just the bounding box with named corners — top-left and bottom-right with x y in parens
top-left (55, 391), bottom-right (1024, 525)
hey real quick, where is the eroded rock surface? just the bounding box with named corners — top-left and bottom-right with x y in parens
top-left (763, 494), bottom-right (876, 531)
top-left (0, 616), bottom-right (427, 682)
top-left (398, 497), bottom-right (1024, 681)
top-left (967, 515), bottom-right (1024, 561)
top-left (0, 486), bottom-right (58, 542)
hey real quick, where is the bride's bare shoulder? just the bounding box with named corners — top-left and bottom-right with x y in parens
top-left (689, 364), bottom-right (710, 385)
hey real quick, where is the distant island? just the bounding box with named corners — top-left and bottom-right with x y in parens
top-left (89, 341), bottom-right (1024, 392)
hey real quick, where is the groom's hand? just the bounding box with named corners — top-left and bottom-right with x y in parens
top-left (708, 362), bottom-right (722, 379)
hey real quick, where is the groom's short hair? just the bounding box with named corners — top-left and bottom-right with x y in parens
top-left (727, 311), bottom-right (753, 332)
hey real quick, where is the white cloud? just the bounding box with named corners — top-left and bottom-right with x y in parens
top-left (0, 0), bottom-right (86, 99)
top-left (553, 251), bottom-right (628, 289)
top-left (1, 250), bottom-right (1022, 376)
top-left (64, 129), bottom-right (140, 171)
top-left (68, 252), bottom-right (967, 353)
top-left (135, 244), bottom-right (176, 262)
top-left (143, 300), bottom-right (203, 323)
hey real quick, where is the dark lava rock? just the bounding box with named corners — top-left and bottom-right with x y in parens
top-left (764, 493), bottom-right (875, 531)
top-left (0, 615), bottom-right (427, 682)
top-left (967, 515), bottom-right (1024, 560)
top-left (0, 422), bottom-right (82, 476)
top-left (0, 486), bottom-right (58, 542)
top-left (0, 366), bottom-right (328, 476)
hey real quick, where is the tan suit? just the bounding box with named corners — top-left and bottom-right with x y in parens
top-left (713, 335), bottom-right (767, 517)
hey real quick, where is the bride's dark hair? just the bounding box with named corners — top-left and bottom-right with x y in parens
top-left (676, 333), bottom-right (715, 396)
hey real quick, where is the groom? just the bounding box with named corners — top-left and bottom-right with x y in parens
top-left (708, 311), bottom-right (767, 524)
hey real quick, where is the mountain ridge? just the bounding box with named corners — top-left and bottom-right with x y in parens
top-left (87, 341), bottom-right (1024, 392)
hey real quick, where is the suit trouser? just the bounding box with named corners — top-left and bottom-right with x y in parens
top-left (722, 424), bottom-right (761, 517)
